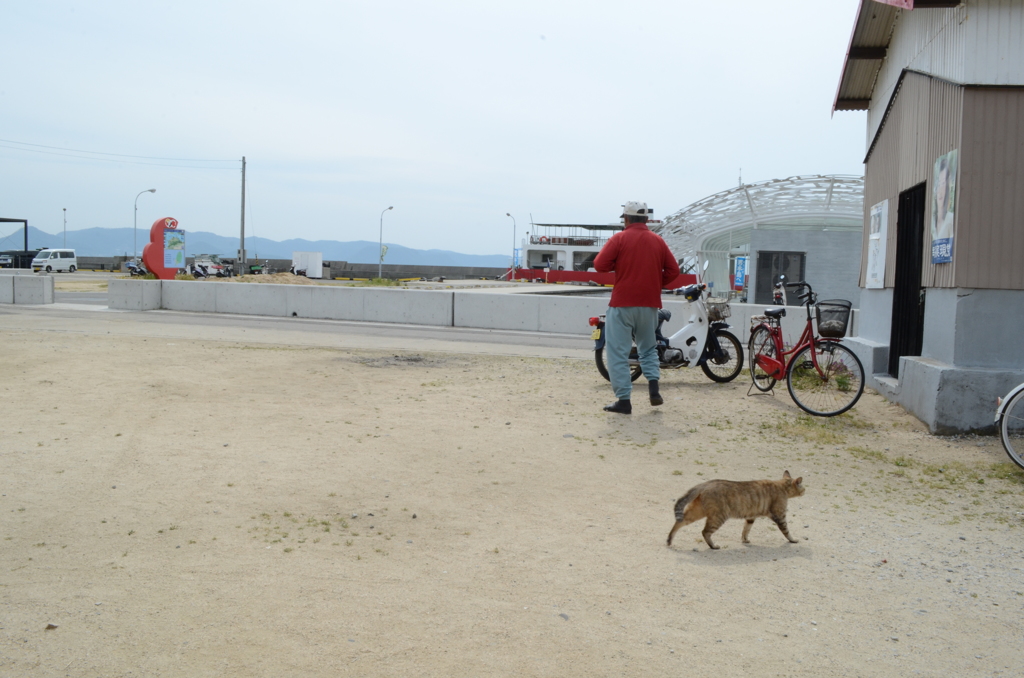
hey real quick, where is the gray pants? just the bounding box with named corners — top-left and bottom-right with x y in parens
top-left (605, 306), bottom-right (661, 400)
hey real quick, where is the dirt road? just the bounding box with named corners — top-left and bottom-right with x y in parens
top-left (2, 313), bottom-right (1022, 677)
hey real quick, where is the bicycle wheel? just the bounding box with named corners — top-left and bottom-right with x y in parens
top-left (701, 329), bottom-right (744, 383)
top-left (594, 347), bottom-right (643, 382)
top-left (787, 341), bottom-right (865, 416)
top-left (748, 325), bottom-right (778, 392)
top-left (998, 388), bottom-right (1024, 470)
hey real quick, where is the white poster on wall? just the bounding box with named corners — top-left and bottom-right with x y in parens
top-left (866, 199), bottom-right (888, 289)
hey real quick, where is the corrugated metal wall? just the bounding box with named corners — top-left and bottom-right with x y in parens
top-left (963, 0), bottom-right (1024, 86)
top-left (867, 4), bottom-right (967, 144)
top-left (956, 87), bottom-right (1024, 290)
top-left (865, 1), bottom-right (1024, 146)
top-left (862, 71), bottom-right (963, 289)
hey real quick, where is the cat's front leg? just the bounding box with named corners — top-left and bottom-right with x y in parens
top-left (771, 513), bottom-right (799, 543)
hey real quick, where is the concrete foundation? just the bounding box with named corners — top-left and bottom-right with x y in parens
top-left (847, 287), bottom-right (1024, 434)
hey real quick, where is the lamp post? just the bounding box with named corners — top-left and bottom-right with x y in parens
top-left (379, 206), bottom-right (393, 279)
top-left (134, 188), bottom-right (156, 262)
top-left (63, 208), bottom-right (66, 248)
top-left (506, 213), bottom-right (516, 275)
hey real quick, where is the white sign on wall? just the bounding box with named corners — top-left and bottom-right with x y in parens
top-left (866, 199), bottom-right (888, 289)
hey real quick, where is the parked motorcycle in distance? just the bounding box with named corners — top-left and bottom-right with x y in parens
top-left (126, 261), bottom-right (148, 277)
top-left (188, 263), bottom-right (210, 279)
top-left (589, 261), bottom-right (745, 384)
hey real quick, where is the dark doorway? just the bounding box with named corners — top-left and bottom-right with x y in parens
top-left (888, 183), bottom-right (927, 378)
top-left (754, 251), bottom-right (806, 305)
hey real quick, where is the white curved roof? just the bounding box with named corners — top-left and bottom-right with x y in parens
top-left (655, 174), bottom-right (864, 259)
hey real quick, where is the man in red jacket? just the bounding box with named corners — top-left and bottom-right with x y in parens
top-left (593, 201), bottom-right (680, 414)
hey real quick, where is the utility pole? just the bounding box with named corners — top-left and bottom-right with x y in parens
top-left (239, 156), bottom-right (247, 269)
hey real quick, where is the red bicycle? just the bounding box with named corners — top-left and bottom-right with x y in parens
top-left (748, 280), bottom-right (865, 417)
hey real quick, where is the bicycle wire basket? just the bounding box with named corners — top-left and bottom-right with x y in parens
top-left (815, 299), bottom-right (852, 338)
top-left (707, 299), bottom-right (731, 322)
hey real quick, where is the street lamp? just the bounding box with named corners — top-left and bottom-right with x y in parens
top-left (505, 213), bottom-right (516, 276)
top-left (379, 206), bottom-right (393, 279)
top-left (134, 188), bottom-right (156, 262)
top-left (63, 208), bottom-right (67, 248)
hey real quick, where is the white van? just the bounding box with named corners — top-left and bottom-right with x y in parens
top-left (31, 249), bottom-right (78, 273)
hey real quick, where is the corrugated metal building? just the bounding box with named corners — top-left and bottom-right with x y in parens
top-left (835, 0), bottom-right (1024, 433)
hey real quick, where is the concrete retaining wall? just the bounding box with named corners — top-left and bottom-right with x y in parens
top-left (108, 279), bottom-right (162, 311)
top-left (114, 280), bottom-right (454, 327)
top-left (0, 274), bottom-right (54, 305)
top-left (107, 280), bottom-right (859, 343)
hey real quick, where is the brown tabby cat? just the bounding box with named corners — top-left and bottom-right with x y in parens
top-left (666, 471), bottom-right (805, 549)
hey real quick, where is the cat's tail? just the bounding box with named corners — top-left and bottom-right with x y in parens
top-left (667, 486), bottom-right (703, 546)
top-left (673, 486), bottom-right (702, 522)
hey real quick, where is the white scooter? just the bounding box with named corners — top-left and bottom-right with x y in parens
top-left (589, 261), bottom-right (744, 384)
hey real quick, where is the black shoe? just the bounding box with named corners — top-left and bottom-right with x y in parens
top-left (649, 380), bottom-right (663, 406)
top-left (603, 399), bottom-right (632, 414)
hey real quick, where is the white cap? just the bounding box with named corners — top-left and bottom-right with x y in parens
top-left (621, 201), bottom-right (653, 217)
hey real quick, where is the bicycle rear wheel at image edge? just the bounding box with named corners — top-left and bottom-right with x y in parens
top-left (748, 325), bottom-right (778, 392)
top-left (787, 341), bottom-right (865, 416)
top-left (998, 389), bottom-right (1024, 470)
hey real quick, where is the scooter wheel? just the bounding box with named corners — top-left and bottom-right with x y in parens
top-left (595, 348), bottom-right (643, 382)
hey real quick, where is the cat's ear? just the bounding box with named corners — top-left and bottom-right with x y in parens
top-left (783, 470), bottom-right (792, 479)
top-left (795, 477), bottom-right (803, 486)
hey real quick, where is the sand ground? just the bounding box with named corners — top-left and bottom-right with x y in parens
top-left (2, 309), bottom-right (1023, 677)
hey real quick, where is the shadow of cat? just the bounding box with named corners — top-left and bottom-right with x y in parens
top-left (675, 541), bottom-right (812, 566)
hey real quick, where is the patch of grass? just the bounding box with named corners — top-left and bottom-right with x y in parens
top-left (987, 463), bottom-right (1024, 485)
top-left (774, 414), bottom-right (862, 445)
top-left (848, 446), bottom-right (888, 463)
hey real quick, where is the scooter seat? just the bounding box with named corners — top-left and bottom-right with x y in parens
top-left (765, 307), bottom-right (787, 318)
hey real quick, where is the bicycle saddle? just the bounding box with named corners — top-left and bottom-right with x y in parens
top-left (658, 309), bottom-right (672, 322)
top-left (765, 307), bottom-right (787, 318)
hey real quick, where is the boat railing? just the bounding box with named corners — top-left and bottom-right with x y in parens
top-left (528, 235), bottom-right (609, 247)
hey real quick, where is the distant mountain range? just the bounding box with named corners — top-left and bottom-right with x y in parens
top-left (0, 226), bottom-right (510, 268)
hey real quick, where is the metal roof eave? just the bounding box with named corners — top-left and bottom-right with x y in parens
top-left (832, 0), bottom-right (900, 113)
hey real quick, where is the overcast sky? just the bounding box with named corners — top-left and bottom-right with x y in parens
top-left (1, 0), bottom-right (865, 257)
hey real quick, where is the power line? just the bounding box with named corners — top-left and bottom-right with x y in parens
top-left (0, 144), bottom-right (238, 170)
top-left (0, 138), bottom-right (236, 163)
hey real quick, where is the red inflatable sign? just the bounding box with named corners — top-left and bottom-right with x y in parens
top-left (142, 217), bottom-right (185, 280)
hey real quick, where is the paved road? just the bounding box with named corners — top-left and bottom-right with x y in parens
top-left (56, 291), bottom-right (108, 305)
top-left (1, 302), bottom-right (593, 360)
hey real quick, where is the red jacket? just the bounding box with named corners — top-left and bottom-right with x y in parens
top-left (593, 223), bottom-right (679, 308)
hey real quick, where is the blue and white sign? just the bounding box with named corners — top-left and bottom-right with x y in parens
top-left (733, 256), bottom-right (747, 289)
